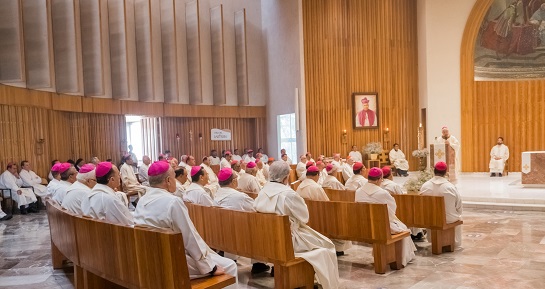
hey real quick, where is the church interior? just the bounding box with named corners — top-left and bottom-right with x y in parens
top-left (1, 0), bottom-right (545, 288)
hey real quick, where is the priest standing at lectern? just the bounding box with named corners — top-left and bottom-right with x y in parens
top-left (489, 137), bottom-right (509, 177)
top-left (437, 126), bottom-right (461, 174)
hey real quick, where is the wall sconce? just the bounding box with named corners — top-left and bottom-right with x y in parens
top-left (37, 138), bottom-right (45, 144)
top-left (383, 128), bottom-right (390, 148)
top-left (176, 133), bottom-right (180, 141)
top-left (341, 129), bottom-right (347, 144)
top-left (198, 133), bottom-right (203, 141)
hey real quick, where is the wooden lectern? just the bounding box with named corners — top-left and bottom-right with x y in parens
top-left (430, 143), bottom-right (457, 182)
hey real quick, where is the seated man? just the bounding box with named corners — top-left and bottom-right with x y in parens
top-left (48, 160), bottom-right (60, 181)
top-left (295, 155), bottom-right (308, 179)
top-left (355, 167), bottom-right (416, 266)
top-left (62, 164), bottom-right (96, 215)
top-left (316, 161), bottom-right (327, 185)
top-left (348, 145), bottom-right (363, 163)
top-left (254, 161), bottom-right (339, 289)
top-left (236, 162), bottom-right (261, 194)
top-left (389, 143), bottom-right (409, 177)
top-left (209, 149), bottom-right (221, 166)
top-left (489, 137), bottom-right (509, 177)
top-left (255, 160), bottom-right (268, 187)
top-left (184, 166), bottom-right (215, 206)
top-left (280, 148), bottom-right (292, 164)
top-left (344, 162), bottom-right (367, 191)
top-left (174, 166), bottom-right (189, 199)
top-left (47, 163), bottom-right (62, 198)
top-left (322, 164), bottom-right (345, 190)
top-left (330, 153), bottom-right (343, 170)
top-left (341, 156), bottom-right (355, 181)
top-left (52, 163), bottom-right (78, 205)
top-left (201, 156), bottom-right (219, 194)
top-left (220, 151), bottom-right (232, 169)
top-left (420, 162), bottom-right (463, 248)
top-left (133, 161), bottom-right (237, 285)
top-left (380, 166), bottom-right (404, 195)
top-left (81, 162), bottom-right (134, 226)
top-left (0, 162), bottom-right (38, 214)
top-left (19, 160), bottom-right (47, 198)
top-left (231, 160), bottom-right (243, 178)
top-left (138, 156), bottom-right (151, 185)
top-left (296, 166), bottom-right (329, 201)
top-left (120, 155), bottom-right (147, 204)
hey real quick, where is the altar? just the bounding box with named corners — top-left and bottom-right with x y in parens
top-left (521, 151), bottom-right (545, 186)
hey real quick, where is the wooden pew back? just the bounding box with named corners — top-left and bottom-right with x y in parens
top-left (304, 200), bottom-right (393, 244)
top-left (46, 202), bottom-right (80, 266)
top-left (185, 203), bottom-right (296, 264)
top-left (324, 188), bottom-right (356, 202)
top-left (393, 194), bottom-right (449, 228)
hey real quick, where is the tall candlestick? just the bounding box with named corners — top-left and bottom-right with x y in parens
top-left (417, 126), bottom-right (423, 149)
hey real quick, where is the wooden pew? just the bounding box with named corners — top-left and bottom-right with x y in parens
top-left (46, 201), bottom-right (236, 289)
top-left (290, 180), bottom-right (301, 191)
top-left (334, 171), bottom-right (344, 184)
top-left (304, 199), bottom-right (410, 274)
top-left (324, 188), bottom-right (355, 202)
top-left (392, 194), bottom-right (463, 255)
top-left (288, 167), bottom-right (297, 184)
top-left (185, 203), bottom-right (315, 289)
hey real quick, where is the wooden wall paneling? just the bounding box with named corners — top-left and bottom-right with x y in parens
top-left (134, 0), bottom-right (164, 103)
top-left (210, 5), bottom-right (226, 105)
top-left (51, 0), bottom-right (83, 94)
top-left (234, 9), bottom-right (249, 106)
top-left (461, 0), bottom-right (545, 172)
top-left (121, 100), bottom-right (164, 117)
top-left (186, 0), bottom-right (203, 105)
top-left (0, 84), bottom-right (51, 108)
top-left (0, 0), bottom-right (25, 83)
top-left (51, 94), bottom-right (83, 112)
top-left (88, 114), bottom-right (126, 164)
top-left (163, 103), bottom-right (266, 118)
top-left (161, 0), bottom-right (180, 103)
top-left (302, 0), bottom-right (419, 169)
top-left (22, 0), bottom-right (56, 90)
top-left (107, 0), bottom-right (138, 100)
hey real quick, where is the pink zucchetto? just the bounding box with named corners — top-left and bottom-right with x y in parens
top-left (353, 162), bottom-right (364, 171)
top-left (96, 162), bottom-right (113, 178)
top-left (368, 167), bottom-right (382, 178)
top-left (382, 166), bottom-right (392, 177)
top-left (307, 166), bottom-right (319, 173)
top-left (148, 161), bottom-right (171, 177)
top-left (230, 160), bottom-right (239, 165)
top-left (361, 97), bottom-right (370, 104)
top-left (51, 163), bottom-right (62, 172)
top-left (435, 161), bottom-right (448, 171)
top-left (79, 164), bottom-right (95, 174)
top-left (326, 164), bottom-right (335, 172)
top-left (316, 161), bottom-right (323, 167)
top-left (224, 151), bottom-right (232, 155)
top-left (218, 168), bottom-right (233, 182)
top-left (305, 161), bottom-right (314, 168)
top-left (58, 163), bottom-right (72, 174)
top-left (190, 166), bottom-right (202, 177)
top-left (246, 162), bottom-right (257, 169)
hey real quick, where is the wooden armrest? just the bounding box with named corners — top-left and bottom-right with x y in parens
top-left (386, 231), bottom-right (411, 244)
top-left (190, 274), bottom-right (236, 289)
top-left (442, 220), bottom-right (463, 230)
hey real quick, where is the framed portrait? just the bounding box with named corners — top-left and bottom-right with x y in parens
top-left (352, 92), bottom-right (378, 129)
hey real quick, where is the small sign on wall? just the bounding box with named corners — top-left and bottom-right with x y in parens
top-left (211, 128), bottom-right (232, 141)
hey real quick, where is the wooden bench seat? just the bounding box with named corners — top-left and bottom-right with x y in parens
top-left (393, 194), bottom-right (463, 255)
top-left (185, 202), bottom-right (315, 289)
top-left (46, 201), bottom-right (235, 289)
top-left (304, 199), bottom-right (409, 274)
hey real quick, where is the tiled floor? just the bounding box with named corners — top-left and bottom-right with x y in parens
top-left (2, 207), bottom-right (545, 288)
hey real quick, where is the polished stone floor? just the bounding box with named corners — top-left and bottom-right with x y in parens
top-left (2, 208), bottom-right (545, 289)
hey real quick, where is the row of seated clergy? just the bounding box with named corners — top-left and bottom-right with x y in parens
top-left (344, 162), bottom-right (368, 191)
top-left (0, 162), bottom-right (39, 214)
top-left (296, 166), bottom-right (352, 255)
top-left (71, 161), bottom-right (238, 286)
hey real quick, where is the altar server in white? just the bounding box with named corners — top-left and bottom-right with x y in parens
top-left (81, 162), bottom-right (134, 226)
top-left (0, 162), bottom-right (38, 214)
top-left (184, 166), bottom-right (215, 206)
top-left (134, 161), bottom-right (237, 286)
top-left (254, 161), bottom-right (339, 289)
top-left (389, 143), bottom-right (410, 177)
top-left (62, 164), bottom-right (96, 215)
top-left (322, 164), bottom-right (345, 190)
top-left (420, 161), bottom-right (463, 248)
top-left (19, 160), bottom-right (47, 197)
top-left (489, 137), bottom-right (509, 177)
top-left (355, 167), bottom-right (416, 266)
top-left (348, 146), bottom-right (363, 163)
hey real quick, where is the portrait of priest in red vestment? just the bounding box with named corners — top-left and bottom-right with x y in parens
top-left (353, 93), bottom-right (378, 128)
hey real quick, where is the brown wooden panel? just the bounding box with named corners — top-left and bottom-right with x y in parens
top-left (51, 94), bottom-right (83, 112)
top-left (302, 0), bottom-right (419, 170)
top-left (121, 100), bottom-right (164, 117)
top-left (163, 103), bottom-right (266, 118)
top-left (460, 0), bottom-right (545, 172)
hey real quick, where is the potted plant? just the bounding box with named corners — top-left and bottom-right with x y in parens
top-left (364, 142), bottom-right (383, 160)
top-left (412, 148), bottom-right (429, 171)
top-left (403, 168), bottom-right (434, 194)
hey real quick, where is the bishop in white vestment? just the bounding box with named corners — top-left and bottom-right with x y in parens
top-left (438, 126), bottom-right (461, 174)
top-left (322, 164), bottom-right (345, 190)
top-left (134, 162), bottom-right (237, 286)
top-left (62, 164), bottom-right (96, 215)
top-left (380, 167), bottom-right (404, 195)
top-left (184, 166), bottom-right (215, 206)
top-left (344, 162), bottom-right (367, 191)
top-left (254, 162), bottom-right (340, 289)
top-left (420, 161), bottom-right (463, 248)
top-left (52, 163), bottom-right (77, 205)
top-left (355, 168), bottom-right (416, 266)
top-left (236, 162), bottom-right (261, 194)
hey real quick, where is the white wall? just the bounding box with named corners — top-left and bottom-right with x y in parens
top-left (261, 0), bottom-right (307, 160)
top-left (418, 0), bottom-right (476, 147)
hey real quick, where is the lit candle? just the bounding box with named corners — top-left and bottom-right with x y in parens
top-left (386, 127), bottom-right (389, 132)
top-left (343, 129), bottom-right (346, 134)
top-left (419, 123), bottom-right (422, 128)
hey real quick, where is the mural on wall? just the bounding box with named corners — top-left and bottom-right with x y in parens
top-left (475, 0), bottom-right (545, 80)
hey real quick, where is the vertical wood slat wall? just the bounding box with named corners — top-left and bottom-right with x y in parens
top-left (0, 104), bottom-right (126, 177)
top-left (302, 0), bottom-right (419, 169)
top-left (461, 0), bottom-right (545, 172)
